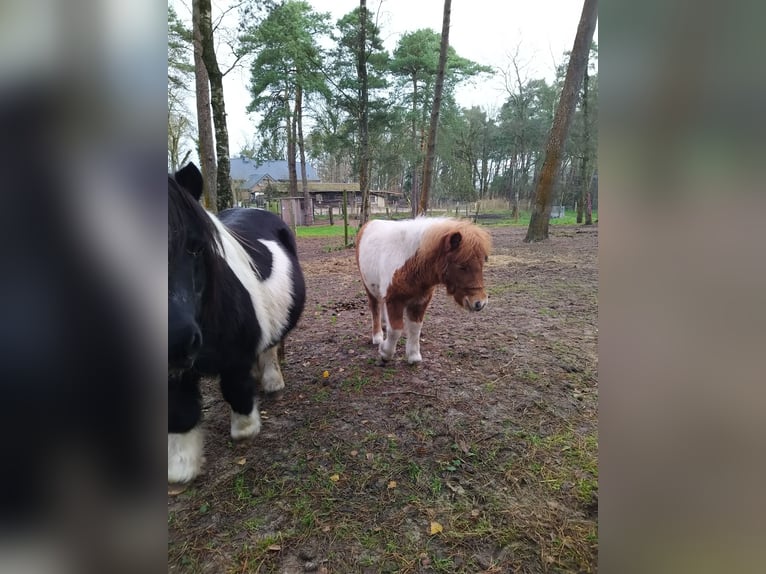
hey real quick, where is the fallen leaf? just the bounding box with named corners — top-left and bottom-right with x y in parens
top-left (167, 486), bottom-right (187, 496)
top-left (321, 525), bottom-right (331, 533)
top-left (350, 450), bottom-right (358, 457)
top-left (387, 480), bottom-right (397, 489)
top-left (267, 544), bottom-right (281, 552)
top-left (322, 370), bottom-right (330, 378)
top-left (429, 521), bottom-right (443, 535)
top-left (236, 457), bottom-right (246, 465)
top-left (329, 474), bottom-right (340, 482)
top-left (365, 453), bottom-right (374, 461)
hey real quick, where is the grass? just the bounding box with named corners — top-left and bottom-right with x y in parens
top-left (170, 425), bottom-right (597, 573)
top-left (293, 210), bottom-right (597, 239)
top-left (295, 224), bottom-right (353, 239)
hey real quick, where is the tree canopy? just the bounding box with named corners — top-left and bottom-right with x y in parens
top-left (169, 1), bottom-right (598, 217)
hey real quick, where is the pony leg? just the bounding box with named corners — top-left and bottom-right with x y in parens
top-left (379, 300), bottom-right (405, 361)
top-left (404, 317), bottom-right (423, 364)
top-left (404, 290), bottom-right (434, 364)
top-left (220, 366), bottom-right (261, 440)
top-left (364, 287), bottom-right (384, 344)
top-left (258, 344), bottom-right (285, 393)
top-left (168, 373), bottom-right (204, 483)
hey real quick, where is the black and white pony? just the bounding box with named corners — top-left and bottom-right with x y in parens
top-left (168, 163), bottom-right (305, 483)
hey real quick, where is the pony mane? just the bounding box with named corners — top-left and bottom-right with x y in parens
top-left (169, 175), bottom-right (238, 335)
top-left (168, 175), bottom-right (222, 265)
top-left (420, 218), bottom-right (492, 264)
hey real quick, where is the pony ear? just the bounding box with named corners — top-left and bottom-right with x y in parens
top-left (174, 162), bottom-right (204, 201)
top-left (445, 232), bottom-right (462, 252)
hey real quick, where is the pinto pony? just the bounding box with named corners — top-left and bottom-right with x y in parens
top-left (356, 217), bottom-right (491, 364)
top-left (168, 163), bottom-right (305, 483)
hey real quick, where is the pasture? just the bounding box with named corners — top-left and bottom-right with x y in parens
top-left (168, 224), bottom-right (598, 573)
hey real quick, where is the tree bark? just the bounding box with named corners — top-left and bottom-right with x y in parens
top-left (418, 0), bottom-right (451, 216)
top-left (577, 65), bottom-right (590, 224)
top-left (525, 0), bottom-right (597, 242)
top-left (358, 0), bottom-right (371, 226)
top-left (410, 76), bottom-right (419, 218)
top-left (192, 0), bottom-right (217, 212)
top-left (286, 90), bottom-right (297, 197)
top-left (296, 84), bottom-right (313, 225)
top-left (198, 0), bottom-right (232, 211)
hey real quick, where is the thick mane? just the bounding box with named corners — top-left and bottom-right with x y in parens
top-left (169, 175), bottom-right (235, 334)
top-left (415, 218), bottom-right (491, 276)
top-left (168, 175), bottom-right (221, 264)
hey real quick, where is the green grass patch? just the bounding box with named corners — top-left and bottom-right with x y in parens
top-left (295, 224), bottom-right (355, 238)
top-left (292, 210), bottom-right (597, 238)
top-left (478, 209), bottom-right (598, 227)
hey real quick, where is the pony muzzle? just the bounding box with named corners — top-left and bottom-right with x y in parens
top-left (464, 295), bottom-right (488, 312)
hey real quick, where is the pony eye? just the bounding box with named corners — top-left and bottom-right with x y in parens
top-left (186, 243), bottom-right (204, 257)
top-left (459, 265), bottom-right (468, 271)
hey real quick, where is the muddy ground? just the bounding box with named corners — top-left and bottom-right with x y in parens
top-left (168, 224), bottom-right (598, 573)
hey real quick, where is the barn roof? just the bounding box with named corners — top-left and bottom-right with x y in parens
top-left (230, 156), bottom-right (320, 185)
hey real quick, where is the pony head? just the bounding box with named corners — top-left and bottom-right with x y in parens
top-left (168, 163), bottom-right (218, 368)
top-left (441, 224), bottom-right (491, 312)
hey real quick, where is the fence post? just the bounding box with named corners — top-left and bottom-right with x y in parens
top-left (342, 189), bottom-right (349, 247)
top-left (329, 205), bottom-right (334, 226)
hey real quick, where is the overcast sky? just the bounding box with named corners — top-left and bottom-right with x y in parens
top-left (182, 0), bottom-right (597, 155)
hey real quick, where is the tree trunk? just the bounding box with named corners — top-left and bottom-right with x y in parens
top-left (580, 64), bottom-right (592, 225)
top-left (525, 0), bottom-right (597, 242)
top-left (192, 0), bottom-right (216, 212)
top-left (198, 0), bottom-right (232, 211)
top-left (296, 84), bottom-right (313, 225)
top-left (418, 0), bottom-right (451, 216)
top-left (410, 76), bottom-right (419, 218)
top-left (577, 157), bottom-right (585, 223)
top-left (286, 91), bottom-right (297, 197)
top-left (358, 0), bottom-right (371, 226)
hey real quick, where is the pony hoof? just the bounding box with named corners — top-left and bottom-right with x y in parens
top-left (379, 349), bottom-right (394, 362)
top-left (260, 371), bottom-right (285, 393)
top-left (168, 429), bottom-right (204, 484)
top-left (230, 410), bottom-right (262, 440)
top-left (406, 354), bottom-right (422, 365)
top-left (168, 457), bottom-right (202, 484)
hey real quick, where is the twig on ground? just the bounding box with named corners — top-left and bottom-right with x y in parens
top-left (381, 390), bottom-right (438, 398)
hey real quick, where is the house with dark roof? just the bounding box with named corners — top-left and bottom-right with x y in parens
top-left (230, 156), bottom-right (320, 205)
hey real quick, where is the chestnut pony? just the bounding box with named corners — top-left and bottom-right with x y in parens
top-left (356, 217), bottom-right (491, 364)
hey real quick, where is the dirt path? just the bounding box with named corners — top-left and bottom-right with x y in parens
top-left (169, 224), bottom-right (598, 573)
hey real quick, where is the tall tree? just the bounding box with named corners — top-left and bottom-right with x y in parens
top-left (242, 1), bottom-right (330, 223)
top-left (418, 0), bottom-right (451, 215)
top-left (323, 4), bottom-right (389, 217)
top-left (390, 29), bottom-right (489, 215)
top-left (198, 0), bottom-right (233, 211)
top-left (168, 6), bottom-right (195, 173)
top-left (295, 84), bottom-right (313, 225)
top-left (525, 0), bottom-right (598, 242)
top-left (192, 0), bottom-right (217, 211)
top-left (357, 0), bottom-right (371, 225)
top-left (575, 43), bottom-right (598, 224)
